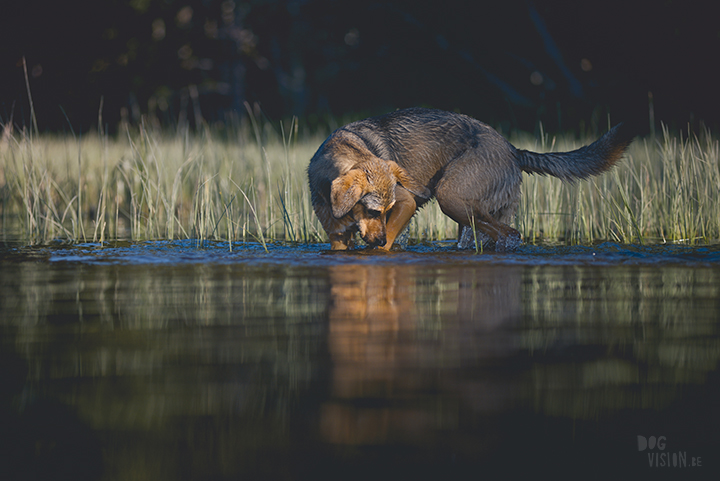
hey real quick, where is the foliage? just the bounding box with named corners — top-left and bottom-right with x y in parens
top-left (1, 117), bottom-right (719, 246)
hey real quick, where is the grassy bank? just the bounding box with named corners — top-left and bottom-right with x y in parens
top-left (1, 117), bottom-right (718, 246)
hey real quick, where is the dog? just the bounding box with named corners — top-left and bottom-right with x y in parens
top-left (307, 108), bottom-right (635, 251)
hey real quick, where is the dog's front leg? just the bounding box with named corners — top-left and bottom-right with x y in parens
top-left (379, 187), bottom-right (417, 250)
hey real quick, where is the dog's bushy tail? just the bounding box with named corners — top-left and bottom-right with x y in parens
top-left (515, 123), bottom-right (635, 181)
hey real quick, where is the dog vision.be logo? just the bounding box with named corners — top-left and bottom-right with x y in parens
top-left (637, 435), bottom-right (702, 468)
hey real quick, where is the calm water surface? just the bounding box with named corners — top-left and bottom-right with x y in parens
top-left (1, 241), bottom-right (719, 480)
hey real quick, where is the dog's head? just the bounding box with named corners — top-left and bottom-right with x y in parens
top-left (330, 159), bottom-right (430, 247)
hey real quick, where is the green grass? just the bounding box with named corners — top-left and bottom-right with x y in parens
top-left (1, 116), bottom-right (719, 246)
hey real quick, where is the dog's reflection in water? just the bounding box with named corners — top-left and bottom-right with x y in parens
top-left (321, 264), bottom-right (421, 445)
top-left (320, 264), bottom-right (522, 445)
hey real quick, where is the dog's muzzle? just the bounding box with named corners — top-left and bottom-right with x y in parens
top-left (363, 232), bottom-right (386, 247)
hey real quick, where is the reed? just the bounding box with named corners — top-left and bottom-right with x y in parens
top-left (1, 117), bottom-right (718, 246)
top-left (516, 123), bottom-right (720, 244)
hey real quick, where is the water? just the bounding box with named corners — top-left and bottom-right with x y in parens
top-left (1, 241), bottom-right (719, 480)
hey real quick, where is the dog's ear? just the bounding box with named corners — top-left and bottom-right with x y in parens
top-left (389, 162), bottom-right (431, 199)
top-left (330, 169), bottom-right (367, 218)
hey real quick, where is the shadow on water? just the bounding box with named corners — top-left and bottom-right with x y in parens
top-left (1, 241), bottom-right (719, 480)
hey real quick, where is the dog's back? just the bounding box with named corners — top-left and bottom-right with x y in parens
top-left (324, 108), bottom-right (519, 197)
top-left (316, 108), bottom-right (633, 182)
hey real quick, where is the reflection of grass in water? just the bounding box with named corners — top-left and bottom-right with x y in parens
top-left (2, 117), bottom-right (719, 245)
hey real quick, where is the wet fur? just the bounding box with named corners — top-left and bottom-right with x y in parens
top-left (308, 108), bottom-right (635, 250)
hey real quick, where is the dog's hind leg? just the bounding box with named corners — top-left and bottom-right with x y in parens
top-left (379, 186), bottom-right (418, 250)
top-left (457, 225), bottom-right (492, 250)
top-left (472, 216), bottom-right (522, 251)
top-left (434, 152), bottom-right (522, 251)
top-left (445, 208), bottom-right (520, 251)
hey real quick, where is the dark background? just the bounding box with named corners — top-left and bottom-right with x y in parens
top-left (0, 0), bottom-right (717, 134)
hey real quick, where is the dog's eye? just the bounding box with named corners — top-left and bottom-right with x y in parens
top-left (367, 209), bottom-right (382, 218)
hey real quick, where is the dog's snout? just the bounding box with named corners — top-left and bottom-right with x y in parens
top-left (364, 232), bottom-right (386, 247)
top-left (374, 233), bottom-right (387, 246)
top-left (363, 229), bottom-right (386, 247)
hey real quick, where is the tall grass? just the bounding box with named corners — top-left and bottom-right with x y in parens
top-left (516, 123), bottom-right (720, 244)
top-left (1, 117), bottom-right (719, 246)
top-left (0, 117), bottom-right (326, 245)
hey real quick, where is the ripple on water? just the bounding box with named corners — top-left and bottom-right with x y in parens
top-left (6, 240), bottom-right (713, 268)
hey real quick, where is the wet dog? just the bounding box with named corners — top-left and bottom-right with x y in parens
top-left (307, 108), bottom-right (634, 250)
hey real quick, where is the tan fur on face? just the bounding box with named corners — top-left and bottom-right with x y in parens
top-left (327, 159), bottom-right (412, 247)
top-left (330, 169), bottom-right (368, 219)
top-left (352, 203), bottom-right (387, 246)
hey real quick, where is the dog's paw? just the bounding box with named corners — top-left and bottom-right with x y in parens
top-left (495, 232), bottom-right (522, 252)
top-left (457, 226), bottom-right (492, 250)
top-left (457, 226), bottom-right (473, 249)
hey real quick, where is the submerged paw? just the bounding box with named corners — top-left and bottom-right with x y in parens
top-left (495, 232), bottom-right (522, 252)
top-left (457, 226), bottom-right (493, 250)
